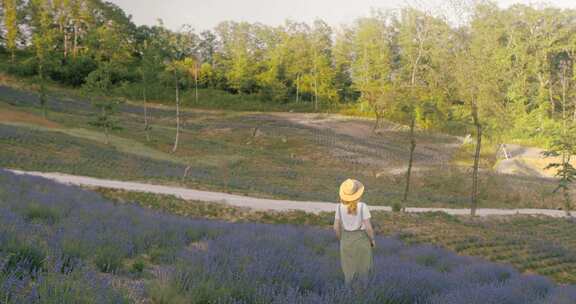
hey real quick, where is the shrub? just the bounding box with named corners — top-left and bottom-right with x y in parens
top-left (49, 56), bottom-right (98, 87)
top-left (24, 203), bottom-right (61, 225)
top-left (130, 258), bottom-right (146, 275)
top-left (94, 245), bottom-right (124, 273)
top-left (6, 57), bottom-right (37, 77)
top-left (3, 244), bottom-right (46, 277)
top-left (147, 281), bottom-right (187, 304)
top-left (392, 201), bottom-right (403, 213)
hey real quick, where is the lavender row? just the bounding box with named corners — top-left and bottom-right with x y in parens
top-left (0, 169), bottom-right (575, 303)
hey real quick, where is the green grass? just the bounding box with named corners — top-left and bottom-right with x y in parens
top-left (1, 121), bottom-right (184, 164)
top-left (0, 76), bottom-right (567, 209)
top-left (98, 188), bottom-right (576, 284)
top-left (98, 188), bottom-right (334, 226)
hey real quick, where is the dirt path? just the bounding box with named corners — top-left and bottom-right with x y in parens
top-left (495, 144), bottom-right (558, 178)
top-left (9, 169), bottom-right (570, 218)
top-left (272, 112), bottom-right (462, 175)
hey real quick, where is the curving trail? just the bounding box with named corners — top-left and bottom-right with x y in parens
top-left (8, 169), bottom-right (570, 218)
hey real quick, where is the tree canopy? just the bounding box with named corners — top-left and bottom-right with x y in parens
top-left (0, 0), bottom-right (575, 144)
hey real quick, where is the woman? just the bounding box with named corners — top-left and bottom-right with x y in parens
top-left (333, 179), bottom-right (376, 284)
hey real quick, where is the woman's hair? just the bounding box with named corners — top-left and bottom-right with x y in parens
top-left (342, 199), bottom-right (359, 215)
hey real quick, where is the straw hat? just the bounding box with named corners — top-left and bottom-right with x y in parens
top-left (339, 179), bottom-right (365, 202)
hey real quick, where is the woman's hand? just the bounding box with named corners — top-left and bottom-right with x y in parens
top-left (333, 219), bottom-right (341, 240)
top-left (370, 239), bottom-right (376, 248)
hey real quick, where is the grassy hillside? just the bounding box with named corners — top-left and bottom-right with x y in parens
top-left (0, 80), bottom-right (565, 209)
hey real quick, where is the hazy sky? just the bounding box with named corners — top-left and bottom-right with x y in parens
top-left (109, 0), bottom-right (576, 31)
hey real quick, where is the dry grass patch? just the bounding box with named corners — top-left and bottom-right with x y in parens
top-left (0, 105), bottom-right (61, 129)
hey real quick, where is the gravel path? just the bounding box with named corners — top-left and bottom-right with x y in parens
top-left (495, 144), bottom-right (550, 178)
top-left (8, 169), bottom-right (570, 218)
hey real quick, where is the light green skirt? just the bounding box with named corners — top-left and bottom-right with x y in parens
top-left (340, 229), bottom-right (373, 284)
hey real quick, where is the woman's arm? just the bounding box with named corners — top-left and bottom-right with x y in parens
top-left (363, 219), bottom-right (376, 247)
top-left (333, 219), bottom-right (341, 240)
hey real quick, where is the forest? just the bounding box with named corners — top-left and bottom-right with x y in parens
top-left (0, 0), bottom-right (575, 144)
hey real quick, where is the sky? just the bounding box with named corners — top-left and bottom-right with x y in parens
top-left (109, 0), bottom-right (576, 31)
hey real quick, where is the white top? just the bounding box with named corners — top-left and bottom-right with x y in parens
top-left (335, 202), bottom-right (371, 231)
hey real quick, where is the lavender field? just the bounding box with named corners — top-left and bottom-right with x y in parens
top-left (0, 169), bottom-right (575, 304)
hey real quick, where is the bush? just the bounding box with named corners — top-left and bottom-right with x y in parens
top-left (130, 258), bottom-right (146, 275)
top-left (94, 245), bottom-right (124, 273)
top-left (147, 281), bottom-right (187, 304)
top-left (31, 271), bottom-right (129, 304)
top-left (392, 201), bottom-right (403, 212)
top-left (3, 244), bottom-right (46, 277)
top-left (24, 203), bottom-right (61, 225)
top-left (49, 56), bottom-right (98, 87)
top-left (6, 57), bottom-right (38, 77)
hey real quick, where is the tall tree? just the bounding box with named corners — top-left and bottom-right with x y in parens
top-left (198, 30), bottom-right (217, 65)
top-left (450, 0), bottom-right (508, 216)
top-left (82, 62), bottom-right (121, 144)
top-left (215, 21), bottom-right (257, 94)
top-left (138, 39), bottom-right (164, 141)
top-left (256, 25), bottom-right (288, 102)
top-left (164, 25), bottom-right (196, 153)
top-left (31, 0), bottom-right (56, 118)
top-left (350, 13), bottom-right (393, 130)
top-left (309, 20), bottom-right (336, 111)
top-left (333, 25), bottom-right (355, 103)
top-left (3, 0), bottom-right (19, 62)
top-left (397, 7), bottom-right (435, 204)
top-left (544, 60), bottom-right (576, 216)
top-left (283, 21), bottom-right (312, 104)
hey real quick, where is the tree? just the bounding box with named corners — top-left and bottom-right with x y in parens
top-left (350, 13), bottom-right (394, 130)
top-left (30, 0), bottom-right (59, 118)
top-left (198, 30), bottom-right (217, 64)
top-left (283, 21), bottom-right (312, 104)
top-left (198, 62), bottom-right (214, 88)
top-left (82, 63), bottom-right (122, 144)
top-left (544, 60), bottom-right (576, 216)
top-left (256, 25), bottom-right (289, 102)
top-left (450, 0), bottom-right (508, 216)
top-left (397, 7), bottom-right (435, 204)
top-left (163, 25), bottom-right (196, 153)
top-left (139, 39), bottom-right (164, 141)
top-left (3, 0), bottom-right (19, 63)
top-left (310, 20), bottom-right (336, 111)
top-left (215, 21), bottom-right (257, 94)
top-left (333, 25), bottom-right (355, 103)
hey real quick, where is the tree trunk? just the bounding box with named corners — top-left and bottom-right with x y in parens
top-left (471, 101), bottom-right (482, 217)
top-left (64, 32), bottom-right (69, 58)
top-left (403, 115), bottom-right (417, 204)
top-left (102, 106), bottom-right (110, 145)
top-left (402, 36), bottom-right (424, 210)
top-left (41, 84), bottom-right (47, 119)
top-left (38, 64), bottom-right (48, 119)
top-left (563, 187), bottom-right (572, 217)
top-left (314, 76), bottom-right (318, 112)
top-left (573, 100), bottom-right (576, 122)
top-left (194, 65), bottom-right (199, 104)
top-left (548, 83), bottom-right (555, 117)
top-left (104, 125), bottom-right (110, 145)
top-left (143, 82), bottom-right (150, 142)
top-left (172, 72), bottom-right (180, 153)
top-left (296, 75), bottom-right (300, 104)
top-left (313, 47), bottom-right (319, 112)
top-left (73, 23), bottom-right (79, 57)
top-left (562, 151), bottom-right (572, 217)
top-left (372, 103), bottom-right (381, 132)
